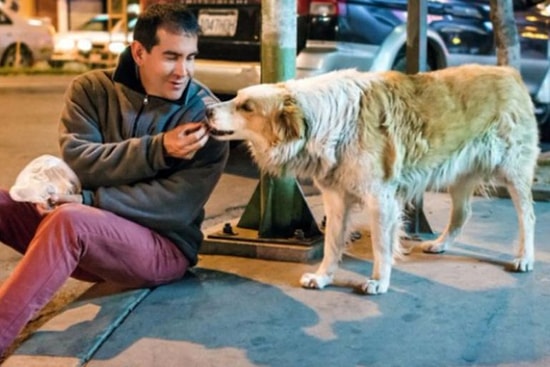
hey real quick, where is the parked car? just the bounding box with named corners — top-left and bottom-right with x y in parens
top-left (49, 12), bottom-right (137, 68)
top-left (0, 1), bottom-right (55, 67)
top-left (298, 0), bottom-right (550, 135)
top-left (183, 0), bottom-right (311, 96)
top-left (183, 0), bottom-right (550, 137)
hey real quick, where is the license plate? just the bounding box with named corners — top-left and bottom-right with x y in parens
top-left (198, 9), bottom-right (238, 37)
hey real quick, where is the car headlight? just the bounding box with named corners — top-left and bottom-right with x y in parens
top-left (77, 39), bottom-right (93, 53)
top-left (55, 38), bottom-right (76, 52)
top-left (108, 41), bottom-right (126, 55)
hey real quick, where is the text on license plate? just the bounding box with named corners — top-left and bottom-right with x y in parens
top-left (198, 9), bottom-right (238, 37)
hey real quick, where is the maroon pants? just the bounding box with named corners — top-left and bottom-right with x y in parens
top-left (0, 189), bottom-right (189, 354)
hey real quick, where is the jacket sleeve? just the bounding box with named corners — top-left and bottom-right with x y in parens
top-left (59, 74), bottom-right (170, 189)
top-left (82, 138), bottom-right (228, 231)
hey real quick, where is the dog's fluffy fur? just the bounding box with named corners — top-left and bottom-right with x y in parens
top-left (206, 64), bottom-right (539, 295)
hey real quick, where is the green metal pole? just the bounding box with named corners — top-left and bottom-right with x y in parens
top-left (260, 0), bottom-right (296, 83)
top-left (237, 0), bottom-right (321, 240)
top-left (403, 0), bottom-right (434, 238)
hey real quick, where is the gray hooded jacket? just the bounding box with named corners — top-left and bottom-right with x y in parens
top-left (58, 48), bottom-right (229, 266)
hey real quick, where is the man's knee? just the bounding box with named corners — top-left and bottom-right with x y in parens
top-left (30, 204), bottom-right (90, 256)
top-left (43, 203), bottom-right (89, 229)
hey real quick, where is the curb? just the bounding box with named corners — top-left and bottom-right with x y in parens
top-left (0, 75), bottom-right (75, 94)
top-left (491, 184), bottom-right (550, 202)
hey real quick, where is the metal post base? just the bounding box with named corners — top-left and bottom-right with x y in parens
top-left (201, 219), bottom-right (324, 263)
top-left (403, 198), bottom-right (437, 241)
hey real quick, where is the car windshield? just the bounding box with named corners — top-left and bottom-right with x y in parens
top-left (77, 16), bottom-right (108, 32)
top-left (77, 14), bottom-right (137, 33)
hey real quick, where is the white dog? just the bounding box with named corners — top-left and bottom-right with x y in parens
top-left (206, 64), bottom-right (539, 295)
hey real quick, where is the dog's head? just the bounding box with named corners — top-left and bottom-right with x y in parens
top-left (205, 83), bottom-right (305, 149)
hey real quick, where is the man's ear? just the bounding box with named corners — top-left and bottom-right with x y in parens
top-left (130, 41), bottom-right (146, 65)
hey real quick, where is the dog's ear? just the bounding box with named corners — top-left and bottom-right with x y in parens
top-left (276, 94), bottom-right (304, 141)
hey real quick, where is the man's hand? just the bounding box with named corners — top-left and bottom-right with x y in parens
top-left (35, 194), bottom-right (83, 215)
top-left (163, 122), bottom-right (209, 159)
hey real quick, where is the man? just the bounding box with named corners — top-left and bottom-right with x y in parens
top-left (0, 3), bottom-right (228, 354)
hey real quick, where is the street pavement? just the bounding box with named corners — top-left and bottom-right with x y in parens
top-left (2, 75), bottom-right (550, 367)
top-left (4, 192), bottom-right (550, 367)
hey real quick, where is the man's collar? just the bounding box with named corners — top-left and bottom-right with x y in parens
top-left (112, 47), bottom-right (145, 94)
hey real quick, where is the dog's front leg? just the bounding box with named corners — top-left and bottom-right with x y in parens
top-left (361, 189), bottom-right (401, 295)
top-left (300, 189), bottom-right (350, 290)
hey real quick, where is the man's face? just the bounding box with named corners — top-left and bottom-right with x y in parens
top-left (132, 27), bottom-right (198, 101)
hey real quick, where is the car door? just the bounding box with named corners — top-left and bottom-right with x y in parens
top-left (0, 7), bottom-right (14, 61)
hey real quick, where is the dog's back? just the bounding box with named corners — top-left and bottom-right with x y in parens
top-left (354, 64), bottom-right (539, 197)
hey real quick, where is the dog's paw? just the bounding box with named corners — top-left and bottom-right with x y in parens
top-left (359, 279), bottom-right (389, 295)
top-left (511, 257), bottom-right (534, 272)
top-left (300, 272), bottom-right (333, 289)
top-left (421, 240), bottom-right (447, 254)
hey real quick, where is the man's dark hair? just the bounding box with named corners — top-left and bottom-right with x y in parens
top-left (133, 3), bottom-right (201, 52)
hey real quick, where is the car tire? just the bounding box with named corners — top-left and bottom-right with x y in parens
top-left (391, 54), bottom-right (407, 72)
top-left (391, 50), bottom-right (436, 73)
top-left (391, 53), bottom-right (435, 73)
top-left (1, 43), bottom-right (33, 67)
top-left (48, 60), bottom-right (66, 69)
top-left (536, 103), bottom-right (550, 142)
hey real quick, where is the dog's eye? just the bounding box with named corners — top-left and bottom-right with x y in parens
top-left (239, 101), bottom-right (254, 113)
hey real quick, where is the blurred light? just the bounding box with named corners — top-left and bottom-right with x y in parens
top-left (27, 19), bottom-right (43, 26)
top-left (310, 2), bottom-right (337, 16)
top-left (55, 38), bottom-right (75, 52)
top-left (127, 4), bottom-right (140, 14)
top-left (452, 36), bottom-right (461, 45)
top-left (537, 2), bottom-right (550, 16)
top-left (108, 41), bottom-right (126, 55)
top-left (521, 31), bottom-right (548, 40)
top-left (77, 39), bottom-right (92, 52)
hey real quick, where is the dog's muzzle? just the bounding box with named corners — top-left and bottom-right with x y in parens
top-left (204, 107), bottom-right (234, 137)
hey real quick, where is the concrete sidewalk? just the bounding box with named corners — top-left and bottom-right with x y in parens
top-left (4, 192), bottom-right (550, 367)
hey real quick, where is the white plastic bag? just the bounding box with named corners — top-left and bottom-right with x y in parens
top-left (9, 154), bottom-right (81, 206)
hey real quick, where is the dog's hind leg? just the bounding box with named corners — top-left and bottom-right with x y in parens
top-left (422, 176), bottom-right (480, 254)
top-left (360, 187), bottom-right (401, 295)
top-left (503, 172), bottom-right (536, 272)
top-left (300, 188), bottom-right (351, 290)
